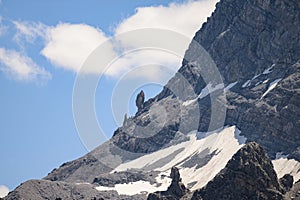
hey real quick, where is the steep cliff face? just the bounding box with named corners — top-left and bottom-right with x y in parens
top-left (158, 0), bottom-right (300, 158)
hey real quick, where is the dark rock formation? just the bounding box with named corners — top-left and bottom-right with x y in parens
top-left (284, 180), bottom-right (300, 200)
top-left (147, 167), bottom-right (189, 200)
top-left (136, 90), bottom-right (145, 113)
top-left (280, 174), bottom-right (294, 193)
top-left (191, 142), bottom-right (286, 200)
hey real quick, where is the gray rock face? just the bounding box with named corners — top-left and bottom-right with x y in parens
top-left (154, 0), bottom-right (300, 159)
top-left (112, 123), bottom-right (180, 153)
top-left (191, 142), bottom-right (287, 200)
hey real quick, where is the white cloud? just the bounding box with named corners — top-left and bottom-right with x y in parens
top-left (0, 185), bottom-right (9, 198)
top-left (13, 21), bottom-right (47, 45)
top-left (0, 48), bottom-right (51, 81)
top-left (40, 0), bottom-right (218, 79)
top-left (10, 0), bottom-right (218, 81)
top-left (41, 23), bottom-right (111, 72)
top-left (105, 48), bottom-right (181, 82)
top-left (115, 0), bottom-right (219, 38)
top-left (107, 0), bottom-right (219, 80)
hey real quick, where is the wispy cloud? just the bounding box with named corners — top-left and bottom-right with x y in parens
top-left (13, 21), bottom-right (47, 47)
top-left (0, 47), bottom-right (51, 82)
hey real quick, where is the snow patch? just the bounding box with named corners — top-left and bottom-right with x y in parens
top-left (113, 137), bottom-right (191, 172)
top-left (252, 74), bottom-right (261, 80)
top-left (182, 98), bottom-right (197, 106)
top-left (182, 82), bottom-right (236, 106)
top-left (242, 73), bottom-right (262, 88)
top-left (180, 127), bottom-right (246, 190)
top-left (255, 81), bottom-right (263, 86)
top-left (217, 29), bottom-right (230, 39)
top-left (263, 79), bottom-right (269, 84)
top-left (198, 83), bottom-right (224, 99)
top-left (273, 157), bottom-right (300, 183)
top-left (263, 64), bottom-right (275, 75)
top-left (261, 78), bottom-right (282, 98)
top-left (155, 171), bottom-right (172, 188)
top-left (241, 65), bottom-right (274, 88)
top-left (224, 81), bottom-right (238, 92)
top-left (182, 83), bottom-right (224, 106)
top-left (242, 80), bottom-right (251, 88)
top-left (95, 180), bottom-right (170, 195)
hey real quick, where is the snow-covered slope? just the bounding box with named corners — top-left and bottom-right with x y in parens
top-left (95, 126), bottom-right (300, 196)
top-left (273, 156), bottom-right (300, 182)
top-left (95, 126), bottom-right (246, 195)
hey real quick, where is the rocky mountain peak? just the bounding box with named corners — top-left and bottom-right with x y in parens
top-left (192, 142), bottom-right (287, 200)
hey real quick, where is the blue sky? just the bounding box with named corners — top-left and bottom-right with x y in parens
top-left (0, 0), bottom-right (218, 194)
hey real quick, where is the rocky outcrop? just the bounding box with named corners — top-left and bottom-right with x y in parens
top-left (280, 174), bottom-right (294, 193)
top-left (284, 180), bottom-right (300, 200)
top-left (191, 142), bottom-right (286, 200)
top-left (147, 167), bottom-right (189, 200)
top-left (112, 123), bottom-right (180, 153)
top-left (136, 90), bottom-right (145, 113)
